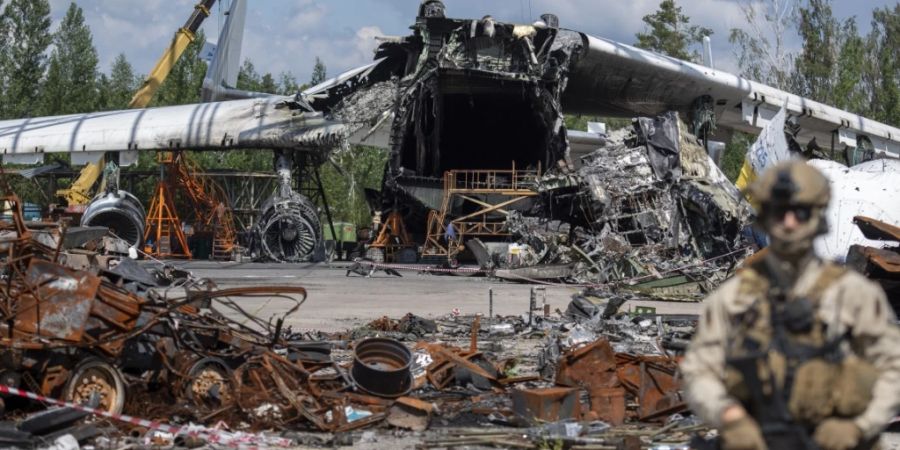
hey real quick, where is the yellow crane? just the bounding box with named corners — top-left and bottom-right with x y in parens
top-left (57, 0), bottom-right (216, 206)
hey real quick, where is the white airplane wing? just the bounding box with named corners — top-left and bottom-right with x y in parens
top-left (564, 34), bottom-right (900, 158)
top-left (0, 96), bottom-right (345, 166)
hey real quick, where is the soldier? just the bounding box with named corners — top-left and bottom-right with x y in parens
top-left (681, 160), bottom-right (900, 450)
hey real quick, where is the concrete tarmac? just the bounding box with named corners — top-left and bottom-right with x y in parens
top-left (161, 261), bottom-right (703, 332)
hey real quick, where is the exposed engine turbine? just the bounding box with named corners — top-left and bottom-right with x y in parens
top-left (252, 153), bottom-right (321, 262)
top-left (81, 190), bottom-right (146, 248)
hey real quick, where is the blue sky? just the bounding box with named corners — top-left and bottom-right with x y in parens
top-left (47, 0), bottom-right (897, 84)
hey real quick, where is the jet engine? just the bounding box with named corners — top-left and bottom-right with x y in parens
top-left (80, 190), bottom-right (146, 248)
top-left (256, 192), bottom-right (321, 262)
top-left (251, 152), bottom-right (322, 263)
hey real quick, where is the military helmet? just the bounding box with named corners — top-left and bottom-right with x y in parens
top-left (749, 160), bottom-right (830, 208)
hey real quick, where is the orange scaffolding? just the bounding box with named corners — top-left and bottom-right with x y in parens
top-left (142, 151), bottom-right (236, 260)
top-left (422, 163), bottom-right (540, 262)
top-left (144, 175), bottom-right (191, 259)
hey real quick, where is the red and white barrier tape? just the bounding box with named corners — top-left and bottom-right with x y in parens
top-left (0, 384), bottom-right (292, 448)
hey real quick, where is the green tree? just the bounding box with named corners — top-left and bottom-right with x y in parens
top-left (98, 53), bottom-right (138, 110)
top-left (152, 29), bottom-right (207, 106)
top-left (236, 59), bottom-right (261, 91)
top-left (40, 2), bottom-right (99, 115)
top-left (0, 0), bottom-right (52, 118)
top-left (318, 146), bottom-right (389, 225)
top-left (831, 19), bottom-right (868, 115)
top-left (868, 5), bottom-right (900, 126)
top-left (635, 0), bottom-right (712, 61)
top-left (794, 0), bottom-right (840, 104)
top-left (0, 0), bottom-right (7, 106)
top-left (277, 71), bottom-right (302, 94)
top-left (310, 56), bottom-right (327, 85)
top-left (259, 73), bottom-right (278, 94)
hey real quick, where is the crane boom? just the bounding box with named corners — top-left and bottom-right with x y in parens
top-left (128, 0), bottom-right (216, 109)
top-left (58, 0), bottom-right (217, 206)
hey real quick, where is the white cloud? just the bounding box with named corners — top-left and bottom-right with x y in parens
top-left (45, 0), bottom-right (889, 86)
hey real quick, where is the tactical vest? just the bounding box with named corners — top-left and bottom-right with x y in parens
top-left (724, 259), bottom-right (859, 443)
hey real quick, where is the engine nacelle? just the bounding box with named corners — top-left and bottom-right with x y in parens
top-left (81, 190), bottom-right (146, 248)
top-left (255, 192), bottom-right (321, 262)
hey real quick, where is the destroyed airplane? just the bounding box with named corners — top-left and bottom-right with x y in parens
top-left (306, 1), bottom-right (900, 270)
top-left (1, 0), bottom-right (899, 267)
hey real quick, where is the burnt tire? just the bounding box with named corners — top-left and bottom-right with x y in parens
top-left (62, 357), bottom-right (126, 416)
top-left (184, 357), bottom-right (233, 409)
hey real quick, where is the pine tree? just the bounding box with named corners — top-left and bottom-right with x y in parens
top-left (259, 73), bottom-right (277, 94)
top-left (100, 53), bottom-right (137, 110)
top-left (310, 57), bottom-right (327, 85)
top-left (0, 0), bottom-right (52, 118)
top-left (40, 2), bottom-right (99, 115)
top-left (635, 0), bottom-right (712, 62)
top-left (153, 29), bottom-right (207, 106)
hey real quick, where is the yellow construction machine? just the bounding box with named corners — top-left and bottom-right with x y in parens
top-left (57, 0), bottom-right (216, 206)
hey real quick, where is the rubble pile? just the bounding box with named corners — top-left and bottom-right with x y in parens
top-left (0, 193), bottom-right (710, 448)
top-left (479, 113), bottom-right (753, 298)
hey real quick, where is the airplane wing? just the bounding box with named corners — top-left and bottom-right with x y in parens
top-left (563, 33), bottom-right (900, 158)
top-left (0, 96), bottom-right (345, 166)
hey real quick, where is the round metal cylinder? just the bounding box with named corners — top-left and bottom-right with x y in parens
top-left (81, 190), bottom-right (146, 248)
top-left (350, 338), bottom-right (413, 398)
top-left (257, 192), bottom-right (321, 262)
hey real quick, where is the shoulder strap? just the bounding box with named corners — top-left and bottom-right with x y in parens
top-left (805, 262), bottom-right (848, 304)
top-left (737, 258), bottom-right (771, 300)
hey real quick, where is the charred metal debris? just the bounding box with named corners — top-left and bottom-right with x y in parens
top-left (310, 5), bottom-right (751, 289)
top-left (467, 112), bottom-right (752, 295)
top-left (311, 4), bottom-right (587, 234)
top-left (0, 194), bottom-right (711, 448)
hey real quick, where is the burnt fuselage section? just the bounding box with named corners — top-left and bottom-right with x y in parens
top-left (384, 13), bottom-right (582, 211)
top-left (317, 7), bottom-right (585, 236)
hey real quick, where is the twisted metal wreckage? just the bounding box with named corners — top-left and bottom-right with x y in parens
top-left (0, 192), bottom-right (709, 448)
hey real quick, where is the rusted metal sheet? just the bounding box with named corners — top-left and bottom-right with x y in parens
top-left (853, 216), bottom-right (900, 242)
top-left (636, 360), bottom-right (685, 421)
top-left (511, 387), bottom-right (581, 424)
top-left (555, 338), bottom-right (619, 388)
top-left (13, 260), bottom-right (100, 342)
top-left (589, 387), bottom-right (626, 425)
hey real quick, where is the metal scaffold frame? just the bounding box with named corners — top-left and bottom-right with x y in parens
top-left (423, 163), bottom-right (540, 262)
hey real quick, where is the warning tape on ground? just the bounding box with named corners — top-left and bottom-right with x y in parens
top-left (0, 384), bottom-right (292, 448)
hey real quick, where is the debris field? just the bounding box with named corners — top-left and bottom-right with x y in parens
top-left (0, 189), bottom-right (720, 449)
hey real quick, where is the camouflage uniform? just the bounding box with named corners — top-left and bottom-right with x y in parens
top-left (681, 160), bottom-right (900, 450)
